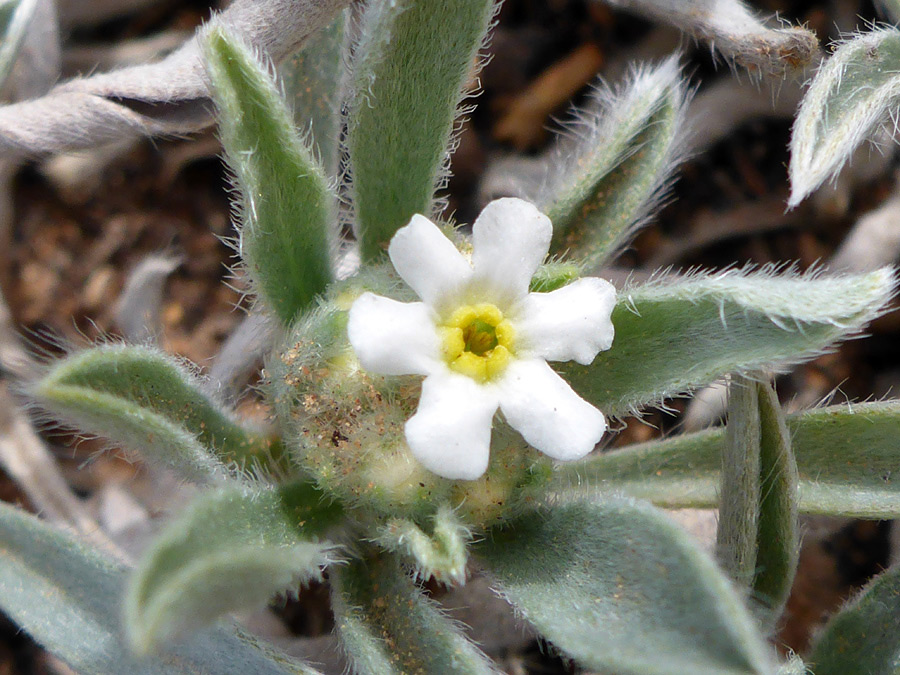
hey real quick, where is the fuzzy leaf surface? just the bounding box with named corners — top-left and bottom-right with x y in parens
top-left (552, 401), bottom-right (900, 518)
top-left (348, 0), bottom-right (495, 261)
top-left (717, 375), bottom-right (761, 589)
top-left (752, 380), bottom-right (799, 624)
top-left (562, 268), bottom-right (894, 417)
top-left (331, 551), bottom-right (498, 674)
top-left (278, 10), bottom-right (346, 177)
top-left (477, 498), bottom-right (772, 675)
top-left (789, 28), bottom-right (900, 207)
top-left (717, 377), bottom-right (799, 628)
top-left (807, 563), bottom-right (900, 674)
top-left (127, 482), bottom-right (340, 653)
top-left (204, 26), bottom-right (335, 324)
top-left (542, 56), bottom-right (688, 267)
top-left (31, 345), bottom-right (275, 482)
top-left (0, 501), bottom-right (321, 674)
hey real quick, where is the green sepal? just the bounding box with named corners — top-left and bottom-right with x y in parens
top-left (529, 260), bottom-right (583, 293)
top-left (203, 25), bottom-right (335, 325)
top-left (331, 550), bottom-right (498, 674)
top-left (551, 400), bottom-right (900, 518)
top-left (561, 268), bottom-right (894, 418)
top-left (348, 0), bottom-right (496, 261)
top-left (374, 505), bottom-right (470, 585)
top-left (807, 563), bottom-right (900, 674)
top-left (126, 481), bottom-right (341, 654)
top-left (752, 379), bottom-right (799, 625)
top-left (542, 56), bottom-right (688, 267)
top-left (31, 344), bottom-right (277, 482)
top-left (476, 497), bottom-right (773, 674)
top-left (0, 501), bottom-right (322, 674)
top-left (278, 10), bottom-right (347, 177)
top-left (717, 375), bottom-right (761, 589)
top-left (717, 376), bottom-right (799, 628)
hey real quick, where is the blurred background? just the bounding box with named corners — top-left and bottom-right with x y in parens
top-left (1, 0), bottom-right (898, 672)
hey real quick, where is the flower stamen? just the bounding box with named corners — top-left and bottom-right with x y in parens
top-left (440, 303), bottom-right (515, 382)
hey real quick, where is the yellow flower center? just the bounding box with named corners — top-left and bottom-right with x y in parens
top-left (439, 303), bottom-right (514, 383)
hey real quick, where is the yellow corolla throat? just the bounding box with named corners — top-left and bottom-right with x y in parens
top-left (438, 303), bottom-right (515, 383)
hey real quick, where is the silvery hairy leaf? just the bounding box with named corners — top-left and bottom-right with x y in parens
top-left (0, 500), bottom-right (324, 674)
top-left (790, 28), bottom-right (900, 207)
top-left (331, 551), bottom-right (499, 674)
top-left (562, 267), bottom-right (894, 417)
top-left (553, 400), bottom-right (900, 518)
top-left (31, 345), bottom-right (277, 482)
top-left (204, 26), bottom-right (335, 325)
top-left (126, 482), bottom-right (341, 654)
top-left (348, 0), bottom-right (497, 261)
top-left (478, 497), bottom-right (773, 674)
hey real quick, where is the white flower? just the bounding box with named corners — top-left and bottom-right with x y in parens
top-left (347, 198), bottom-right (616, 480)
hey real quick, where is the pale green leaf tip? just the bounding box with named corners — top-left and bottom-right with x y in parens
top-left (789, 28), bottom-right (900, 208)
top-left (200, 23), bottom-right (229, 70)
top-left (856, 266), bottom-right (897, 316)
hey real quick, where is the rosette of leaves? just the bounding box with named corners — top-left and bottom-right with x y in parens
top-left (2, 3), bottom-right (899, 674)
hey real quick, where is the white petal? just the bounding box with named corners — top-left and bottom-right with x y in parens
top-left (515, 277), bottom-right (617, 365)
top-left (472, 198), bottom-right (552, 305)
top-left (405, 372), bottom-right (499, 480)
top-left (388, 214), bottom-right (472, 307)
top-left (498, 359), bottom-right (606, 461)
top-left (348, 293), bottom-right (439, 376)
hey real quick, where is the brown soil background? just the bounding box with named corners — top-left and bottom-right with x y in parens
top-left (1, 0), bottom-right (898, 672)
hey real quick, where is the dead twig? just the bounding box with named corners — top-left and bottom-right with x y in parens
top-left (599, 0), bottom-right (819, 77)
top-left (0, 0), bottom-right (350, 158)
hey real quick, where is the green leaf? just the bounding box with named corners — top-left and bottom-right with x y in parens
top-left (807, 563), bottom-right (900, 674)
top-left (348, 0), bottom-right (496, 261)
top-left (752, 379), bottom-right (799, 624)
top-left (477, 498), bottom-right (773, 675)
top-left (0, 0), bottom-right (38, 89)
top-left (716, 376), bottom-right (799, 627)
top-left (562, 267), bottom-right (894, 417)
top-left (31, 345), bottom-right (278, 482)
top-left (542, 56), bottom-right (688, 267)
top-left (278, 10), bottom-right (347, 177)
top-left (331, 550), bottom-right (498, 674)
top-left (203, 25), bottom-right (335, 325)
top-left (0, 501), bottom-right (321, 674)
top-left (789, 28), bottom-right (900, 207)
top-left (551, 400), bottom-right (900, 518)
top-left (717, 375), bottom-right (761, 589)
top-left (126, 482), bottom-right (340, 653)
